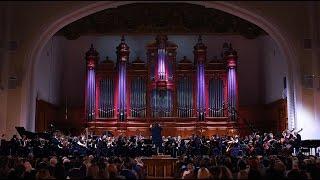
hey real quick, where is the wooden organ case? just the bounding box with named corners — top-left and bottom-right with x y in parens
top-left (86, 35), bottom-right (239, 137)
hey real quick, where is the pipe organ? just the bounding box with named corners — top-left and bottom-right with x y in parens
top-left (98, 78), bottom-right (115, 118)
top-left (130, 76), bottom-right (147, 118)
top-left (85, 35), bottom-right (238, 128)
top-left (147, 35), bottom-right (177, 118)
top-left (209, 78), bottom-right (225, 117)
top-left (177, 76), bottom-right (193, 118)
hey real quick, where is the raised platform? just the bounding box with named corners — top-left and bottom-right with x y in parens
top-left (142, 155), bottom-right (178, 178)
top-left (87, 117), bottom-right (239, 138)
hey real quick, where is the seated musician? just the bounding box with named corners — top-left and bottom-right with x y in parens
top-left (0, 134), bottom-right (7, 155)
top-left (10, 134), bottom-right (20, 156)
top-left (293, 129), bottom-right (302, 155)
top-left (263, 132), bottom-right (277, 155)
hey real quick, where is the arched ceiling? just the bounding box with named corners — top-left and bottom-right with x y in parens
top-left (56, 3), bottom-right (267, 40)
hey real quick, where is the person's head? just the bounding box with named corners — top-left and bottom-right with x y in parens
top-left (13, 164), bottom-right (26, 178)
top-left (218, 166), bottom-right (232, 179)
top-left (49, 157), bottom-right (57, 167)
top-left (36, 167), bottom-right (50, 179)
top-left (292, 159), bottom-right (299, 170)
top-left (269, 133), bottom-right (274, 139)
top-left (121, 157), bottom-right (132, 170)
top-left (262, 158), bottom-right (270, 168)
top-left (54, 162), bottom-right (66, 179)
top-left (273, 161), bottom-right (286, 177)
top-left (287, 169), bottom-right (302, 179)
top-left (199, 159), bottom-right (207, 169)
top-left (198, 166), bottom-right (211, 179)
top-left (248, 169), bottom-right (261, 179)
top-left (237, 159), bottom-right (247, 171)
top-left (237, 169), bottom-right (248, 179)
top-left (24, 161), bottom-right (33, 172)
top-left (248, 157), bottom-right (259, 170)
top-left (108, 162), bottom-right (117, 171)
top-left (315, 158), bottom-right (320, 169)
top-left (187, 163), bottom-right (194, 171)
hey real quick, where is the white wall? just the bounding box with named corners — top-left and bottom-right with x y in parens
top-left (34, 36), bottom-right (64, 105)
top-left (259, 35), bottom-right (288, 104)
top-left (0, 5), bottom-right (8, 135)
top-left (0, 4), bottom-right (11, 136)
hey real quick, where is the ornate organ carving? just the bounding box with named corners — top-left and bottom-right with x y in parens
top-left (146, 35), bottom-right (177, 118)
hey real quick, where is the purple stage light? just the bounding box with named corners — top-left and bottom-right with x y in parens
top-left (197, 63), bottom-right (206, 113)
top-left (228, 68), bottom-right (237, 119)
top-left (87, 68), bottom-right (96, 120)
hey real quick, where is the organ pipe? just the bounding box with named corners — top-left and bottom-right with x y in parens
top-left (130, 77), bottom-right (147, 118)
top-left (208, 78), bottom-right (224, 117)
top-left (194, 35), bottom-right (207, 120)
top-left (97, 78), bottom-right (115, 118)
top-left (177, 77), bottom-right (194, 117)
top-left (226, 43), bottom-right (238, 121)
top-left (116, 35), bottom-right (130, 121)
top-left (85, 44), bottom-right (99, 121)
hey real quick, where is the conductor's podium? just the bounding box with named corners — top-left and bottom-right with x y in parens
top-left (142, 155), bottom-right (178, 178)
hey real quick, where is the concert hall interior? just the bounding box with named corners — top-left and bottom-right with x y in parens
top-left (0, 1), bottom-right (320, 179)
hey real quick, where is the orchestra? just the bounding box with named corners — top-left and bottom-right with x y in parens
top-left (1, 127), bottom-right (306, 159)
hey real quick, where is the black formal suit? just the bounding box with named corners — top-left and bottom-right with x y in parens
top-left (151, 124), bottom-right (162, 148)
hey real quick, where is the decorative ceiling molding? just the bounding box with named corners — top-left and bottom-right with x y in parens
top-left (57, 3), bottom-right (267, 40)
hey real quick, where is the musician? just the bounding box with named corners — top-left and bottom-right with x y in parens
top-left (293, 130), bottom-right (302, 155)
top-left (47, 123), bottom-right (56, 135)
top-left (19, 135), bottom-right (31, 157)
top-left (201, 136), bottom-right (210, 155)
top-left (283, 129), bottom-right (294, 141)
top-left (115, 135), bottom-right (127, 156)
top-left (0, 134), bottom-right (8, 156)
top-left (281, 129), bottom-right (298, 155)
top-left (10, 134), bottom-right (20, 156)
top-left (178, 138), bottom-right (187, 156)
top-left (96, 135), bottom-right (106, 157)
top-left (229, 141), bottom-right (242, 158)
top-left (193, 135), bottom-right (202, 155)
top-left (29, 135), bottom-right (41, 157)
top-left (71, 136), bottom-right (87, 156)
top-left (263, 133), bottom-right (276, 155)
top-left (210, 135), bottom-right (221, 156)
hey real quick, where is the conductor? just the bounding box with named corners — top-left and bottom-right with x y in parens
top-left (150, 122), bottom-right (162, 150)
